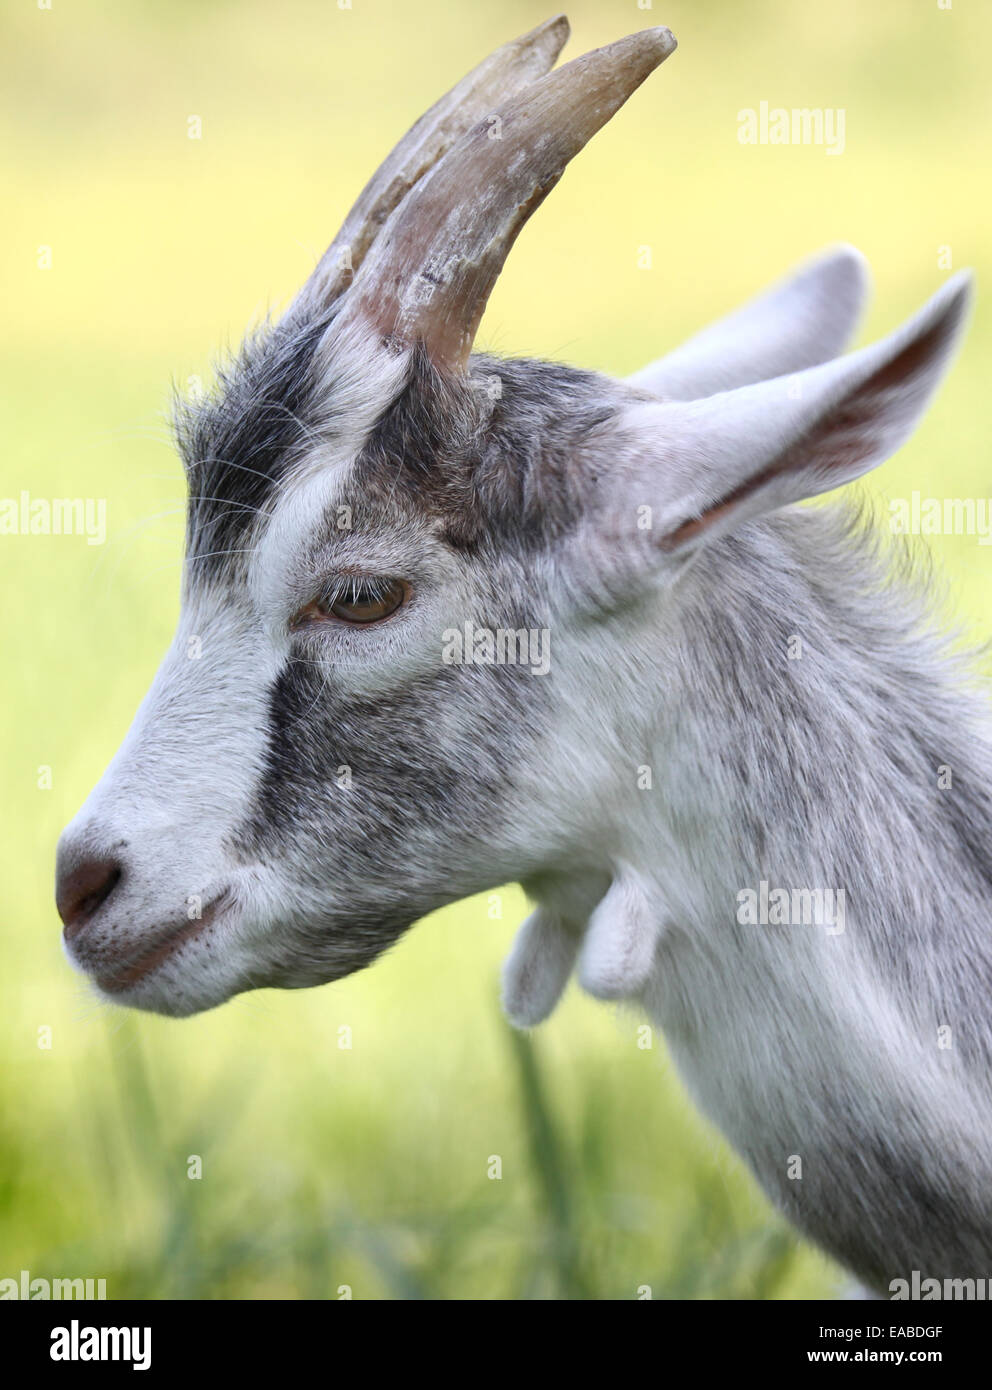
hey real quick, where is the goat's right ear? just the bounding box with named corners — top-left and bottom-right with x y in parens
top-left (628, 244), bottom-right (870, 402)
top-left (584, 272), bottom-right (972, 586)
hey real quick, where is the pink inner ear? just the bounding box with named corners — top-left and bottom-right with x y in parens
top-left (657, 457), bottom-right (791, 551)
top-left (658, 304), bottom-right (961, 553)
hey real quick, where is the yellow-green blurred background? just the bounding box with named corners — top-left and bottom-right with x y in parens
top-left (2, 0), bottom-right (989, 1300)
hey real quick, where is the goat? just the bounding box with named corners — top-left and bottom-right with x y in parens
top-left (56, 17), bottom-right (987, 1295)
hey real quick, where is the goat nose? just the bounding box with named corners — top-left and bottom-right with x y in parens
top-left (56, 856), bottom-right (123, 937)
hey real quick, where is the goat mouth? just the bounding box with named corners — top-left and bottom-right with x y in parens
top-left (96, 891), bottom-right (232, 995)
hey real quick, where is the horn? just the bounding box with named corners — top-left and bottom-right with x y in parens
top-left (335, 27), bottom-right (677, 371)
top-left (292, 15), bottom-right (572, 315)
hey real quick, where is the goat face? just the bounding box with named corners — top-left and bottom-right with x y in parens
top-left (56, 315), bottom-right (626, 1015)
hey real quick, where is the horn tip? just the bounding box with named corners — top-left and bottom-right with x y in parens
top-left (637, 25), bottom-right (678, 58)
top-left (521, 13), bottom-right (571, 62)
top-left (602, 25), bottom-right (678, 84)
top-left (533, 13), bottom-right (570, 39)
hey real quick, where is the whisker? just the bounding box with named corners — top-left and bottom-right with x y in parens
top-left (80, 504), bottom-right (188, 594)
top-left (186, 453), bottom-right (285, 490)
top-left (187, 495), bottom-right (275, 523)
top-left (184, 547), bottom-right (259, 563)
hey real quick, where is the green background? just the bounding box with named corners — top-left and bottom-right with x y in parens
top-left (2, 0), bottom-right (989, 1299)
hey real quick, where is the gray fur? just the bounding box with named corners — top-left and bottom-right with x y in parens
top-left (639, 502), bottom-right (992, 1288)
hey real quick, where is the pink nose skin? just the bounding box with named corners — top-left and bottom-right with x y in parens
top-left (56, 857), bottom-right (122, 939)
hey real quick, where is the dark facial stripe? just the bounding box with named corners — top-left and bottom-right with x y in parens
top-left (174, 309), bottom-right (335, 575)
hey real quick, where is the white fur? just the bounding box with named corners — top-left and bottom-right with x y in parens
top-left (577, 863), bottom-right (661, 1000)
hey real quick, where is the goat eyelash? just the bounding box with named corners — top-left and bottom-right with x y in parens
top-left (316, 574), bottom-right (402, 609)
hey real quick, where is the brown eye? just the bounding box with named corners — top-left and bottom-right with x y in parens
top-left (312, 576), bottom-right (408, 626)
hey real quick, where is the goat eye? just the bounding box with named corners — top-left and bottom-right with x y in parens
top-left (307, 577), bottom-right (408, 627)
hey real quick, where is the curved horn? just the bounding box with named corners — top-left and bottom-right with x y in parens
top-left (292, 15), bottom-right (571, 315)
top-left (336, 27), bottom-right (677, 371)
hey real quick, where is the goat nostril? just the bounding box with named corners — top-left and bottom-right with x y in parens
top-left (57, 858), bottom-right (123, 938)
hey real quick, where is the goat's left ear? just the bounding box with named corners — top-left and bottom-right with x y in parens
top-left (628, 244), bottom-right (870, 401)
top-left (608, 272), bottom-right (973, 561)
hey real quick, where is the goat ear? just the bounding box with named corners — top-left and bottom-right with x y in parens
top-left (628, 245), bottom-right (870, 402)
top-left (616, 272), bottom-right (973, 558)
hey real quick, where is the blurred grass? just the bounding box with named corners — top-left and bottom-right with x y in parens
top-left (2, 0), bottom-right (989, 1299)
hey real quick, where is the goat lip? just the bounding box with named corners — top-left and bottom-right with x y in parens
top-left (95, 891), bottom-right (232, 995)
